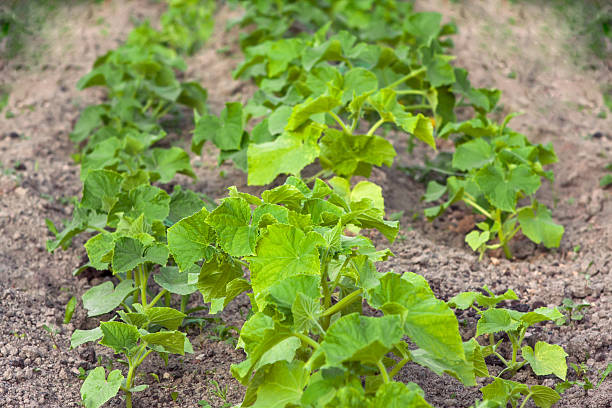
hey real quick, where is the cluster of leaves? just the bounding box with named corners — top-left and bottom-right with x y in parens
top-left (423, 114), bottom-right (564, 259)
top-left (196, 0), bottom-right (563, 259)
top-left (228, 0), bottom-right (456, 50)
top-left (46, 2), bottom-right (215, 407)
top-left (449, 287), bottom-right (567, 408)
top-left (161, 179), bottom-right (567, 408)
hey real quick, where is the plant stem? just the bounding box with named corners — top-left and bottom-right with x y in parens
top-left (388, 357), bottom-right (411, 379)
top-left (395, 89), bottom-right (428, 96)
top-left (366, 118), bottom-right (385, 136)
top-left (329, 111), bottom-right (350, 134)
top-left (402, 104), bottom-right (432, 111)
top-left (148, 289), bottom-right (168, 308)
top-left (387, 67), bottom-right (426, 89)
top-left (180, 294), bottom-right (190, 314)
top-left (377, 359), bottom-right (390, 383)
top-left (321, 288), bottom-right (364, 318)
top-left (518, 394), bottom-right (533, 408)
top-left (139, 265), bottom-right (148, 307)
top-left (463, 194), bottom-right (493, 220)
top-left (294, 332), bottom-right (320, 350)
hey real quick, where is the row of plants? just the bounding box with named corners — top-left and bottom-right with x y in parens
top-left (197, 0), bottom-right (564, 260)
top-left (46, 1), bottom-right (218, 407)
top-left (47, 1), bottom-right (573, 407)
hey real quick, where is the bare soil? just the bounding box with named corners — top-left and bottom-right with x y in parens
top-left (0, 1), bottom-right (610, 407)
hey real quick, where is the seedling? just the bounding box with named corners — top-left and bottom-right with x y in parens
top-left (556, 298), bottom-right (590, 325)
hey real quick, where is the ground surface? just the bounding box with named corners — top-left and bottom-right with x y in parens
top-left (0, 1), bottom-right (610, 407)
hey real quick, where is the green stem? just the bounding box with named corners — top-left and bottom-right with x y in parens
top-left (180, 295), bottom-right (190, 314)
top-left (387, 67), bottom-right (426, 89)
top-left (519, 393), bottom-right (533, 408)
top-left (148, 289), bottom-right (168, 308)
top-left (329, 111), bottom-right (350, 134)
top-left (185, 306), bottom-right (208, 315)
top-left (321, 289), bottom-right (364, 318)
top-left (402, 104), bottom-right (432, 111)
top-left (377, 359), bottom-right (390, 384)
top-left (366, 118), bottom-right (385, 136)
top-left (294, 332), bottom-right (320, 350)
top-left (139, 265), bottom-right (148, 307)
top-left (463, 194), bottom-right (493, 220)
top-left (388, 357), bottom-right (411, 379)
top-left (395, 89), bottom-right (428, 96)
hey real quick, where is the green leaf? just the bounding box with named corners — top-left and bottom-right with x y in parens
top-left (84, 233), bottom-right (114, 270)
top-left (476, 309), bottom-right (520, 336)
top-left (154, 266), bottom-right (198, 295)
top-left (99, 321), bottom-right (141, 353)
top-left (465, 230), bottom-right (490, 251)
top-left (286, 95), bottom-right (341, 131)
top-left (108, 185), bottom-right (171, 225)
top-left (600, 174), bottom-right (612, 188)
top-left (475, 164), bottom-right (540, 212)
top-left (80, 367), bottom-right (124, 408)
top-left (368, 272), bottom-right (472, 384)
top-left (320, 313), bottom-right (403, 366)
top-left (197, 255), bottom-right (243, 305)
top-left (167, 208), bottom-right (214, 271)
top-left (292, 292), bottom-right (322, 332)
top-left (342, 68), bottom-right (378, 105)
top-left (530, 385), bottom-right (561, 408)
top-left (71, 327), bottom-right (103, 349)
top-left (144, 307), bottom-right (186, 331)
top-left (452, 138), bottom-right (494, 171)
top-left (166, 185), bottom-right (206, 225)
top-left (521, 341), bottom-right (568, 380)
top-left (372, 382), bottom-right (432, 408)
top-left (111, 237), bottom-right (169, 274)
top-left (319, 129), bottom-right (396, 178)
top-left (267, 275), bottom-right (321, 314)
top-left (82, 280), bottom-right (136, 317)
top-left (517, 202), bottom-right (564, 248)
top-left (207, 197), bottom-right (257, 256)
top-left (146, 147), bottom-right (196, 183)
top-left (247, 224), bottom-right (325, 306)
top-left (193, 102), bottom-right (244, 154)
top-left (81, 170), bottom-right (123, 213)
top-left (232, 313), bottom-right (294, 384)
top-left (142, 331), bottom-right (189, 355)
top-left (247, 126), bottom-right (321, 185)
top-left (64, 296), bottom-right (77, 324)
top-left (249, 361), bottom-right (309, 408)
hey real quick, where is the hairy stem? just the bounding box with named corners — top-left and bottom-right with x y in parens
top-left (321, 288), bottom-right (364, 318)
top-left (377, 359), bottom-right (390, 384)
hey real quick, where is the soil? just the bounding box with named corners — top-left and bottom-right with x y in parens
top-left (0, 1), bottom-right (610, 407)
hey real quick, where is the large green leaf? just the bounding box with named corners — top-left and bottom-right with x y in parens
top-left (247, 224), bottom-right (325, 306)
top-left (476, 309), bottom-right (520, 336)
top-left (249, 361), bottom-right (309, 408)
top-left (368, 273), bottom-right (471, 384)
top-left (248, 127), bottom-right (321, 185)
top-left (320, 313), bottom-right (403, 366)
top-left (99, 321), bottom-right (141, 353)
top-left (167, 207), bottom-right (214, 271)
top-left (81, 170), bottom-right (123, 213)
top-left (371, 382), bottom-right (432, 408)
top-left (319, 129), bottom-right (396, 178)
top-left (207, 197), bottom-right (257, 256)
top-left (111, 237), bottom-right (169, 274)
